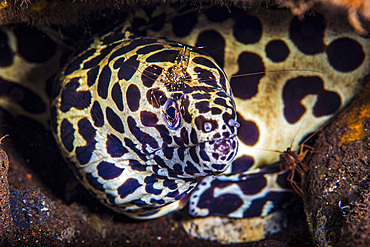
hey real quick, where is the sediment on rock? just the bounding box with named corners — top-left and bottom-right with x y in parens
top-left (304, 80), bottom-right (370, 247)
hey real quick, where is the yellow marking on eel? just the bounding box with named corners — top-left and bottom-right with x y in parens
top-left (339, 81), bottom-right (370, 145)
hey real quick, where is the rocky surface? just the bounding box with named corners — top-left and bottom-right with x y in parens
top-left (304, 79), bottom-right (370, 246)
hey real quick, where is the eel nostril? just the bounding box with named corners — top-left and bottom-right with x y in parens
top-left (228, 119), bottom-right (240, 128)
top-left (204, 122), bottom-right (213, 132)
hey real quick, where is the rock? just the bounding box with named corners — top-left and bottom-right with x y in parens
top-left (9, 189), bottom-right (55, 230)
top-left (304, 79), bottom-right (370, 246)
top-left (0, 134), bottom-right (12, 235)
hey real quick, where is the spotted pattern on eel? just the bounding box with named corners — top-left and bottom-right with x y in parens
top-left (0, 5), bottom-right (369, 220)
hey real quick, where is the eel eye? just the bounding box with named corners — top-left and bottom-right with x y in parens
top-left (163, 99), bottom-right (181, 130)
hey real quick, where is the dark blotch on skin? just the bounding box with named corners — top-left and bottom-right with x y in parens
top-left (113, 57), bottom-right (125, 69)
top-left (230, 52), bottom-right (265, 99)
top-left (97, 65), bottom-right (111, 99)
top-left (136, 44), bottom-right (165, 54)
top-left (146, 50), bottom-right (179, 63)
top-left (195, 30), bottom-right (225, 68)
top-left (171, 11), bottom-right (198, 37)
top-left (216, 91), bottom-right (228, 98)
top-left (97, 161), bottom-right (124, 180)
top-left (185, 161), bottom-right (200, 175)
top-left (154, 155), bottom-right (167, 169)
top-left (231, 155), bottom-right (255, 174)
top-left (118, 55), bottom-right (139, 81)
top-left (240, 175), bottom-right (267, 195)
top-left (129, 160), bottom-right (147, 171)
top-left (65, 49), bottom-right (96, 75)
top-left (289, 13), bottom-right (326, 55)
top-left (112, 82), bottom-right (124, 111)
top-left (189, 146), bottom-right (199, 163)
top-left (212, 163), bottom-right (226, 170)
top-left (217, 68), bottom-right (228, 92)
top-left (14, 26), bottom-right (57, 63)
top-left (75, 118), bottom-right (97, 165)
top-left (126, 84), bottom-right (141, 112)
top-left (226, 151), bottom-right (234, 161)
top-left (194, 180), bottom-right (243, 216)
top-left (199, 148), bottom-right (210, 162)
top-left (109, 38), bottom-right (159, 62)
top-left (236, 113), bottom-right (259, 146)
top-left (276, 169), bottom-right (293, 189)
top-left (60, 119), bottom-right (75, 152)
top-left (87, 66), bottom-right (100, 87)
top-left (0, 29), bottom-right (13, 67)
top-left (117, 178), bottom-right (141, 199)
top-left (195, 101), bottom-right (210, 113)
top-left (192, 57), bottom-right (217, 69)
top-left (109, 49), bottom-right (126, 64)
top-left (173, 164), bottom-right (182, 174)
top-left (85, 172), bottom-right (105, 191)
top-left (90, 101), bottom-right (104, 127)
top-left (242, 191), bottom-right (293, 218)
top-left (174, 136), bottom-right (184, 147)
top-left (194, 67), bottom-right (218, 88)
top-left (140, 111), bottom-right (158, 127)
top-left (211, 107), bottom-right (222, 115)
top-left (127, 116), bottom-right (159, 149)
top-left (326, 38), bottom-right (365, 72)
top-left (102, 25), bottom-right (127, 44)
top-left (190, 128), bottom-right (198, 144)
top-left (163, 147), bottom-right (174, 160)
top-left (124, 138), bottom-right (147, 161)
top-left (213, 97), bottom-right (227, 108)
top-left (60, 78), bottom-right (91, 113)
top-left (106, 134), bottom-right (129, 157)
top-left (106, 107), bottom-right (125, 133)
top-left (212, 153), bottom-right (219, 160)
top-left (142, 65), bottom-right (163, 88)
top-left (163, 179), bottom-right (178, 190)
top-left (177, 148), bottom-right (185, 162)
top-left (0, 77), bottom-right (46, 113)
top-left (233, 15), bottom-right (262, 45)
top-left (283, 76), bottom-right (341, 123)
top-left (192, 93), bottom-right (211, 100)
top-left (180, 128), bottom-right (189, 145)
top-left (145, 176), bottom-right (162, 195)
top-left (265, 39), bottom-right (290, 62)
top-left (204, 5), bottom-right (232, 22)
top-left (155, 125), bottom-right (172, 144)
top-left (106, 194), bottom-right (117, 205)
top-left (132, 198), bottom-right (149, 207)
top-left (181, 94), bottom-right (192, 123)
top-left (83, 43), bottom-right (120, 70)
top-left (147, 88), bottom-right (167, 108)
